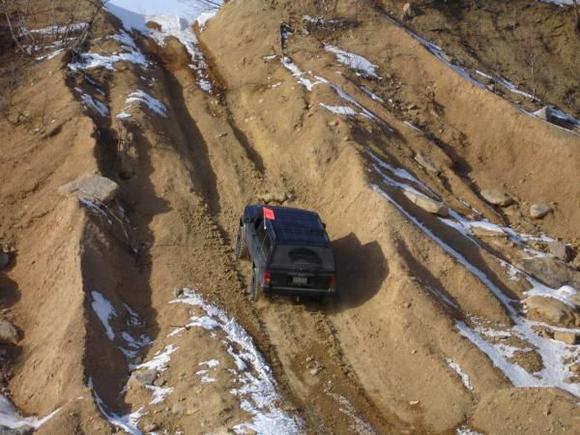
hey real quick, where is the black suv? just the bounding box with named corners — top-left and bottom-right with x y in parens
top-left (236, 205), bottom-right (336, 300)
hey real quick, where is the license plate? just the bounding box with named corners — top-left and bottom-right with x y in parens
top-left (292, 276), bottom-right (308, 285)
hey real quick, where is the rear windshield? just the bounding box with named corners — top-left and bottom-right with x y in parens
top-left (270, 245), bottom-right (335, 270)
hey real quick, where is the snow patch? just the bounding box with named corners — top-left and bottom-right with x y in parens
top-left (125, 90), bottom-right (168, 117)
top-left (75, 89), bottom-right (110, 117)
top-left (525, 283), bottom-right (579, 309)
top-left (325, 44), bottom-right (381, 79)
top-left (69, 30), bottom-right (148, 72)
top-left (91, 290), bottom-right (117, 340)
top-left (145, 385), bottom-right (173, 405)
top-left (137, 344), bottom-right (178, 372)
top-left (456, 425), bottom-right (483, 435)
top-left (320, 103), bottom-right (357, 116)
top-left (539, 0), bottom-right (574, 5)
top-left (282, 56), bottom-right (327, 91)
top-left (370, 152), bottom-right (579, 396)
top-left (324, 385), bottom-right (375, 435)
top-left (0, 395), bottom-right (60, 430)
top-left (446, 359), bottom-right (474, 391)
top-left (106, 0), bottom-right (224, 93)
top-left (89, 378), bottom-right (143, 435)
top-left (172, 289), bottom-right (303, 434)
top-left (360, 85), bottom-right (384, 103)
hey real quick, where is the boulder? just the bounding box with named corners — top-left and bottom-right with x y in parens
top-left (481, 189), bottom-right (513, 207)
top-left (131, 368), bottom-right (157, 386)
top-left (414, 153), bottom-right (439, 175)
top-left (520, 256), bottom-right (580, 289)
top-left (257, 192), bottom-right (290, 204)
top-left (0, 319), bottom-right (20, 345)
top-left (59, 174), bottom-right (119, 204)
top-left (529, 203), bottom-right (552, 219)
top-left (548, 240), bottom-right (570, 262)
top-left (524, 296), bottom-right (579, 329)
top-left (402, 187), bottom-right (448, 216)
top-left (142, 422), bottom-right (159, 433)
top-left (553, 330), bottom-right (578, 345)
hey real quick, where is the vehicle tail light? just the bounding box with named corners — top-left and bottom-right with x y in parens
top-left (263, 271), bottom-right (272, 285)
top-left (328, 274), bottom-right (336, 290)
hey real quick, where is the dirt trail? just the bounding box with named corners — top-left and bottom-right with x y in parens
top-left (0, 0), bottom-right (578, 434)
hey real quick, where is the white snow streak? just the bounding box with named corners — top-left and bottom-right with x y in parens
top-left (325, 44), bottom-right (381, 79)
top-left (136, 344), bottom-right (178, 372)
top-left (69, 30), bottom-right (148, 72)
top-left (76, 90), bottom-right (110, 117)
top-left (172, 289), bottom-right (303, 434)
top-left (0, 395), bottom-right (61, 430)
top-left (320, 103), bottom-right (357, 116)
top-left (125, 90), bottom-right (168, 117)
top-left (91, 290), bottom-right (117, 340)
top-left (446, 359), bottom-right (473, 391)
top-left (89, 378), bottom-right (143, 435)
top-left (106, 0), bottom-right (223, 93)
top-left (370, 152), bottom-right (579, 397)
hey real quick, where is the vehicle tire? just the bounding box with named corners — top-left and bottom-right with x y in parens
top-left (235, 226), bottom-right (249, 260)
top-left (249, 266), bottom-right (261, 301)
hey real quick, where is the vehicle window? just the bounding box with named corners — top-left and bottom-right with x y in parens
top-left (288, 247), bottom-right (322, 266)
top-left (271, 245), bottom-right (334, 270)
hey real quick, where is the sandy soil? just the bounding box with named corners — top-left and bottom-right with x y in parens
top-left (0, 0), bottom-right (578, 434)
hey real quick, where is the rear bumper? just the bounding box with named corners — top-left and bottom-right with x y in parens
top-left (263, 285), bottom-right (337, 297)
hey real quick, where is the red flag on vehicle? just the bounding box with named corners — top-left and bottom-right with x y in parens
top-left (263, 207), bottom-right (275, 221)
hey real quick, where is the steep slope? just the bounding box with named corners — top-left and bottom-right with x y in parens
top-left (374, 0), bottom-right (580, 117)
top-left (0, 0), bottom-right (578, 433)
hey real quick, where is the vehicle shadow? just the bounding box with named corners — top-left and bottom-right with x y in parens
top-left (333, 233), bottom-right (389, 310)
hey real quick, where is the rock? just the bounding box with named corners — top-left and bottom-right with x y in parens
top-left (0, 320), bottom-right (19, 345)
top-left (409, 400), bottom-right (420, 406)
top-left (257, 192), bottom-right (290, 204)
top-left (59, 174), bottom-right (119, 204)
top-left (529, 203), bottom-right (552, 219)
top-left (0, 252), bottom-right (9, 270)
top-left (553, 330), bottom-right (578, 345)
top-left (401, 3), bottom-right (416, 20)
top-left (131, 368), bottom-right (157, 386)
top-left (414, 153), bottom-right (439, 175)
top-left (142, 422), bottom-right (159, 433)
top-left (520, 256), bottom-right (580, 289)
top-left (524, 296), bottom-right (579, 329)
top-left (481, 189), bottom-right (513, 207)
top-left (309, 367), bottom-right (320, 376)
top-left (548, 240), bottom-right (570, 262)
top-left (402, 187), bottom-right (448, 216)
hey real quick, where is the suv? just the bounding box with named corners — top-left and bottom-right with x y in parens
top-left (235, 204), bottom-right (336, 300)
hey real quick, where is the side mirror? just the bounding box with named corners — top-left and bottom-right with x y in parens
top-left (322, 222), bottom-right (327, 229)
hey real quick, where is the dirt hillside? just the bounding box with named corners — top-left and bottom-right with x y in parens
top-left (0, 0), bottom-right (578, 434)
